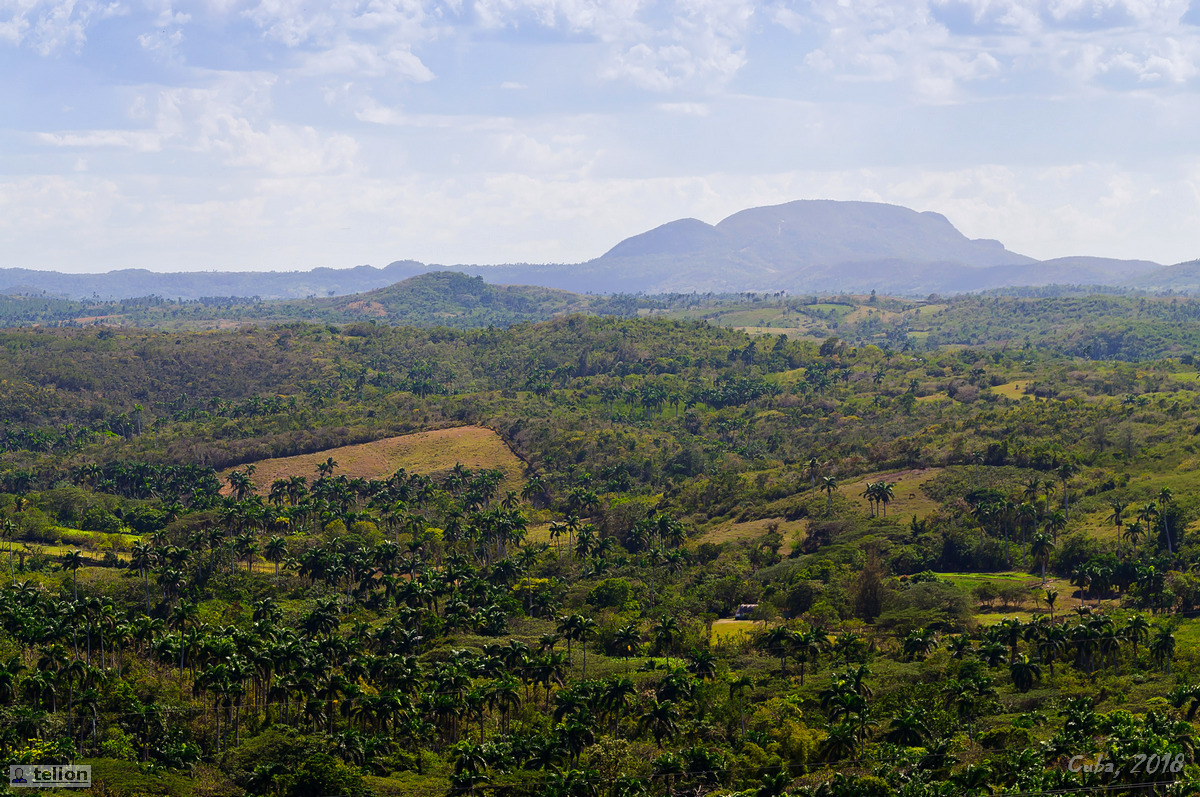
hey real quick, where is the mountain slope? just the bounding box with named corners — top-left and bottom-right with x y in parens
top-left (1125, 259), bottom-right (1200, 292)
top-left (467, 200), bottom-right (1041, 294)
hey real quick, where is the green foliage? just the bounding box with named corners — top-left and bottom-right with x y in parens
top-left (3, 299), bottom-right (1200, 797)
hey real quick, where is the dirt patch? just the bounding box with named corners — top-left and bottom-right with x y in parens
top-left (224, 426), bottom-right (526, 494)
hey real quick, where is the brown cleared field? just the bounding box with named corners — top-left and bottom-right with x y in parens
top-left (226, 426), bottom-right (526, 494)
top-left (840, 467), bottom-right (943, 519)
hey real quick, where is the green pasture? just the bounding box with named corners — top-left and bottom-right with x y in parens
top-left (711, 618), bottom-right (762, 646)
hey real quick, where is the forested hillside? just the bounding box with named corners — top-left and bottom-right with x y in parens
top-left (2, 310), bottom-right (1200, 795)
top-left (9, 279), bottom-right (1200, 364)
top-left (0, 272), bottom-right (638, 330)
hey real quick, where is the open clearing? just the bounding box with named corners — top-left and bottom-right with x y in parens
top-left (992, 381), bottom-right (1033, 400)
top-left (228, 426), bottom-right (526, 494)
top-left (692, 517), bottom-right (805, 557)
top-left (840, 468), bottom-right (943, 519)
top-left (711, 618), bottom-right (762, 646)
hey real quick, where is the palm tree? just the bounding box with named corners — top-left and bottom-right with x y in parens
top-left (1124, 521), bottom-right (1147, 556)
top-left (575, 617), bottom-right (598, 678)
top-left (1056, 461), bottom-right (1079, 520)
top-left (821, 476), bottom-right (839, 516)
top-left (129, 542), bottom-right (154, 612)
top-left (265, 537), bottom-right (287, 578)
top-left (761, 625), bottom-right (796, 676)
top-left (1, 518), bottom-right (15, 585)
top-left (1107, 499), bottom-right (1129, 560)
top-left (1126, 614), bottom-right (1151, 662)
top-left (861, 481), bottom-right (878, 518)
top-left (653, 616), bottom-right (680, 669)
top-left (0, 655), bottom-right (25, 706)
top-left (1151, 628), bottom-right (1176, 673)
top-left (756, 771), bottom-right (793, 797)
top-left (945, 634), bottom-right (973, 660)
top-left (1136, 502), bottom-right (1159, 555)
top-left (793, 629), bottom-right (824, 685)
top-left (613, 624), bottom-right (641, 670)
top-left (1030, 533), bottom-right (1054, 587)
top-left (638, 699), bottom-right (679, 748)
top-left (1009, 654), bottom-right (1042, 693)
top-left (450, 741), bottom-right (490, 795)
top-left (1043, 510), bottom-right (1067, 546)
top-left (687, 649), bottom-right (718, 681)
top-left (601, 676), bottom-right (636, 735)
top-left (885, 710), bottom-right (928, 745)
top-left (1158, 488), bottom-right (1175, 554)
top-left (994, 618), bottom-right (1024, 664)
top-left (820, 721), bottom-right (861, 761)
top-left (805, 456), bottom-right (821, 492)
top-left (556, 614), bottom-right (583, 665)
top-left (1170, 686), bottom-right (1200, 721)
top-left (903, 628), bottom-right (937, 662)
top-left (1070, 565), bottom-right (1092, 609)
top-left (1037, 624), bottom-right (1068, 676)
top-left (877, 481), bottom-right (895, 518)
top-left (63, 550), bottom-right (84, 601)
top-left (1044, 588), bottom-right (1059, 623)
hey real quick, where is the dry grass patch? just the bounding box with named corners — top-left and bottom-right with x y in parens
top-left (692, 517), bottom-right (805, 557)
top-left (840, 468), bottom-right (943, 519)
top-left (228, 426), bottom-right (526, 494)
top-left (991, 381), bottom-right (1033, 400)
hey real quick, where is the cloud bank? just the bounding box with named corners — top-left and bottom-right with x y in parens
top-left (1, 0), bottom-right (1199, 270)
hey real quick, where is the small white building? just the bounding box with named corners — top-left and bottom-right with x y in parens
top-left (734, 603), bottom-right (758, 620)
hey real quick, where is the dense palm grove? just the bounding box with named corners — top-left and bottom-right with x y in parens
top-left (5, 306), bottom-right (1200, 795)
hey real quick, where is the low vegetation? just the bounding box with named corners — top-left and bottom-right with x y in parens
top-left (2, 293), bottom-right (1200, 795)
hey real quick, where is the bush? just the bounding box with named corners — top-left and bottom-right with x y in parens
top-left (586, 578), bottom-right (633, 609)
top-left (81, 506), bottom-right (121, 534)
top-left (974, 582), bottom-right (999, 608)
top-left (878, 581), bottom-right (972, 632)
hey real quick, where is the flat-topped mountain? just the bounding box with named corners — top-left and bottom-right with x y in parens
top-left (571, 200), bottom-right (1035, 293)
top-left (610, 201), bottom-right (1028, 266)
top-left (463, 200), bottom-right (1166, 294)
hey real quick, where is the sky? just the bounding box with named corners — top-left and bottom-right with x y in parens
top-left (3, 0), bottom-right (1200, 273)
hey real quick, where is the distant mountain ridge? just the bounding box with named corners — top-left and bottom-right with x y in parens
top-left (0, 200), bottom-right (1184, 299)
top-left (455, 201), bottom-right (1164, 294)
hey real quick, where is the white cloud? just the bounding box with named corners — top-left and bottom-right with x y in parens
top-left (656, 101), bottom-right (710, 114)
top-left (38, 129), bottom-right (165, 151)
top-left (8, 0), bottom-right (1200, 276)
top-left (0, 0), bottom-right (126, 53)
top-left (776, 0), bottom-right (1200, 101)
top-left (239, 0), bottom-right (444, 83)
top-left (473, 0), bottom-right (756, 91)
top-left (37, 72), bottom-right (359, 176)
top-left (4, 161), bottom-right (1198, 272)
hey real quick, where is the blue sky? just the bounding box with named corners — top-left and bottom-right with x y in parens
top-left (3, 0), bottom-right (1200, 273)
